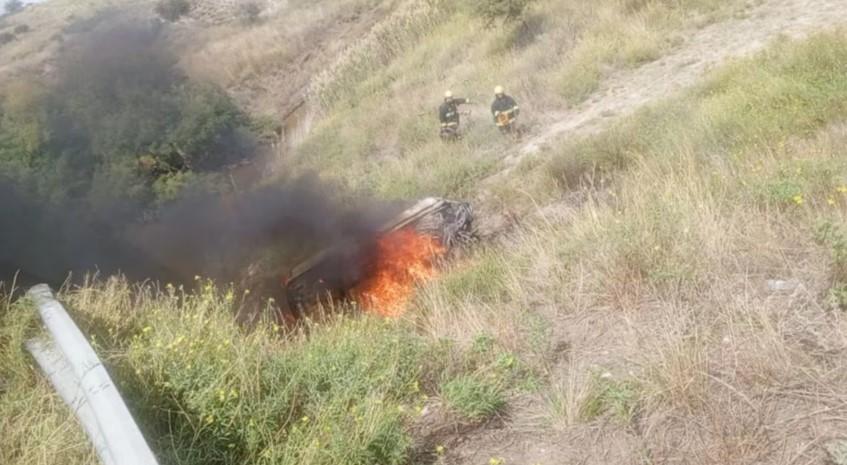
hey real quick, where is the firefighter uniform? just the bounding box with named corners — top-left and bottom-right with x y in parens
top-left (439, 97), bottom-right (469, 127)
top-left (491, 93), bottom-right (519, 129)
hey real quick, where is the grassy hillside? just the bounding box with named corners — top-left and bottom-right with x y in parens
top-left (4, 1), bottom-right (847, 465)
top-left (1, 277), bottom-right (529, 465)
top-left (287, 0), bottom-right (744, 199)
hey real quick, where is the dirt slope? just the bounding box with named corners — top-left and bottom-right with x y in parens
top-left (504, 0), bottom-right (847, 171)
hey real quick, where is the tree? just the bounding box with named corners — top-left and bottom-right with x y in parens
top-left (4, 0), bottom-right (23, 14)
top-left (473, 0), bottom-right (536, 26)
top-left (0, 21), bottom-right (254, 212)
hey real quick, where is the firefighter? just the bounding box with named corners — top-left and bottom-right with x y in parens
top-left (490, 85), bottom-right (520, 134)
top-left (438, 90), bottom-right (470, 141)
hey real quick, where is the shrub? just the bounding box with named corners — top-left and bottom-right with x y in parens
top-left (3, 0), bottom-right (22, 14)
top-left (441, 374), bottom-right (505, 420)
top-left (582, 375), bottom-right (641, 423)
top-left (0, 31), bottom-right (14, 45)
top-left (154, 0), bottom-right (191, 22)
top-left (13, 24), bottom-right (28, 34)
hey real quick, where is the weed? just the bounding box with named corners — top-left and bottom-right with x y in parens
top-left (815, 220), bottom-right (847, 308)
top-left (439, 252), bottom-right (509, 303)
top-left (583, 374), bottom-right (641, 423)
top-left (440, 374), bottom-right (505, 420)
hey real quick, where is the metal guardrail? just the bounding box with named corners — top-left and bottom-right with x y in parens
top-left (25, 284), bottom-right (159, 465)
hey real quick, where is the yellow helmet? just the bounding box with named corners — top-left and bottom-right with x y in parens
top-left (444, 90), bottom-right (453, 99)
top-left (494, 85), bottom-right (504, 95)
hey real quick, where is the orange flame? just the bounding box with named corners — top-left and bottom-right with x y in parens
top-left (355, 228), bottom-right (446, 317)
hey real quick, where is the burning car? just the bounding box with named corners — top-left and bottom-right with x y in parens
top-left (240, 197), bottom-right (474, 323)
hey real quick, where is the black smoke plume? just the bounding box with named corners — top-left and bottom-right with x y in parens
top-left (0, 174), bottom-right (399, 289)
top-left (130, 176), bottom-right (399, 285)
top-left (0, 178), bottom-right (172, 285)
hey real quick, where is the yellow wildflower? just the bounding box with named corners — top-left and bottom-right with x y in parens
top-left (436, 445), bottom-right (445, 455)
top-left (792, 194), bottom-right (804, 205)
top-left (489, 458), bottom-right (504, 465)
top-left (829, 198), bottom-right (836, 206)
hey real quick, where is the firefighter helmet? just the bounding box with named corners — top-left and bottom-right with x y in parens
top-left (494, 85), bottom-right (504, 95)
top-left (444, 90), bottom-right (453, 99)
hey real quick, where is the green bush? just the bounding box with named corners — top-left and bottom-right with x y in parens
top-left (0, 22), bottom-right (253, 211)
top-left (120, 291), bottom-right (426, 465)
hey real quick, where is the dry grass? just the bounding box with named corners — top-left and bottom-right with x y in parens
top-left (181, 0), bottom-right (382, 88)
top-left (403, 29), bottom-right (847, 463)
top-left (0, 0), bottom-right (146, 84)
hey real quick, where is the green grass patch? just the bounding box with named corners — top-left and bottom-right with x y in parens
top-left (440, 374), bottom-right (505, 420)
top-left (437, 250), bottom-right (509, 303)
top-left (0, 279), bottom-right (461, 465)
top-left (0, 277), bottom-right (542, 465)
top-left (0, 295), bottom-right (98, 464)
top-left (548, 30), bottom-right (847, 193)
top-left (582, 375), bottom-right (641, 423)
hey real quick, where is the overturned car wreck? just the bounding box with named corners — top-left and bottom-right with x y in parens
top-left (240, 197), bottom-right (474, 322)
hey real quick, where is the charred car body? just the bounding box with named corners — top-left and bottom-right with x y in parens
top-left (240, 197), bottom-right (474, 322)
